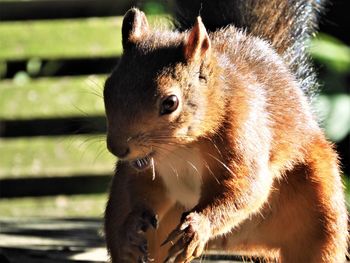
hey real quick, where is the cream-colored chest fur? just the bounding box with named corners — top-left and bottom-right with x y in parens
top-left (157, 147), bottom-right (204, 209)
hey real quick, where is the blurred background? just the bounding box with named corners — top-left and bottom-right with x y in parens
top-left (0, 0), bottom-right (349, 261)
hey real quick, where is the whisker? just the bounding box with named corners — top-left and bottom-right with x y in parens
top-left (204, 160), bottom-right (220, 184)
top-left (93, 144), bottom-right (109, 164)
top-left (208, 137), bottom-right (224, 158)
top-left (151, 144), bottom-right (195, 165)
top-left (207, 153), bottom-right (235, 177)
top-left (168, 162), bottom-right (179, 180)
top-left (151, 157), bottom-right (156, 181)
top-left (187, 160), bottom-right (200, 176)
top-left (86, 77), bottom-right (104, 98)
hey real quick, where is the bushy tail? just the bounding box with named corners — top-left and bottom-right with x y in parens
top-left (173, 0), bottom-right (326, 98)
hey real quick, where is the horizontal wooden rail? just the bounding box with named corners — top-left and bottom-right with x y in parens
top-left (0, 194), bottom-right (107, 217)
top-left (0, 135), bottom-right (115, 179)
top-left (0, 17), bottom-right (122, 60)
top-left (0, 75), bottom-right (106, 120)
top-left (0, 16), bottom-right (170, 61)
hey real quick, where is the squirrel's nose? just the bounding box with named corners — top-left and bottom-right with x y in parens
top-left (107, 138), bottom-right (130, 158)
top-left (108, 143), bottom-right (130, 158)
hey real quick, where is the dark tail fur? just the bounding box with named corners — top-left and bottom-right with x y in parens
top-left (173, 0), bottom-right (326, 98)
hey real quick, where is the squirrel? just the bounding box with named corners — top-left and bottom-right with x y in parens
top-left (103, 0), bottom-right (348, 262)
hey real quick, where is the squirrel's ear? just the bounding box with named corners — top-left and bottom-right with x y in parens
top-left (184, 17), bottom-right (211, 61)
top-left (122, 8), bottom-right (149, 49)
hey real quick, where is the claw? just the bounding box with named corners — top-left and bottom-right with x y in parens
top-left (161, 228), bottom-right (182, 246)
top-left (179, 221), bottom-right (190, 231)
top-left (138, 241), bottom-right (148, 254)
top-left (150, 214), bottom-right (159, 229)
top-left (163, 255), bottom-right (172, 263)
top-left (180, 211), bottom-right (190, 221)
top-left (138, 257), bottom-right (146, 263)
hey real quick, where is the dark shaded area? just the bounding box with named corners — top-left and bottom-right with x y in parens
top-left (0, 116), bottom-right (106, 137)
top-left (0, 0), bottom-right (137, 21)
top-left (4, 58), bottom-right (118, 79)
top-left (338, 134), bottom-right (350, 175)
top-left (0, 218), bottom-right (105, 263)
top-left (320, 0), bottom-right (350, 45)
top-left (0, 175), bottom-right (111, 198)
top-left (0, 217), bottom-right (103, 246)
top-left (1, 247), bottom-right (104, 263)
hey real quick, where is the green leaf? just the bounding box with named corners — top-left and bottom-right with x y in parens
top-left (311, 33), bottom-right (350, 73)
top-left (314, 94), bottom-right (350, 142)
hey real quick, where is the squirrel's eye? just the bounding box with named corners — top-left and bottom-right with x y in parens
top-left (160, 95), bottom-right (179, 115)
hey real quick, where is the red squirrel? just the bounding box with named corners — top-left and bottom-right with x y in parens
top-left (103, 0), bottom-right (348, 262)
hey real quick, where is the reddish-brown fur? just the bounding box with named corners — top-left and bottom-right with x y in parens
top-left (103, 8), bottom-right (348, 263)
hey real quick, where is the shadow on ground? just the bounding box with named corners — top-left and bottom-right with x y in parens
top-left (0, 218), bottom-right (106, 263)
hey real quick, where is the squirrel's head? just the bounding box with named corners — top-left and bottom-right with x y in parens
top-left (104, 8), bottom-right (224, 171)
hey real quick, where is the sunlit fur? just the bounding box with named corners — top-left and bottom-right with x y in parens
top-left (174, 0), bottom-right (326, 99)
top-left (104, 6), bottom-right (348, 263)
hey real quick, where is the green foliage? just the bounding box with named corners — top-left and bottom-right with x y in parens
top-left (343, 176), bottom-right (350, 209)
top-left (311, 33), bottom-right (350, 73)
top-left (143, 1), bottom-right (166, 15)
top-left (311, 34), bottom-right (350, 142)
top-left (314, 94), bottom-right (350, 142)
top-left (26, 58), bottom-right (42, 77)
top-left (0, 61), bottom-right (6, 78)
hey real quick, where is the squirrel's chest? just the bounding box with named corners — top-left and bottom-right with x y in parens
top-left (157, 148), bottom-right (204, 209)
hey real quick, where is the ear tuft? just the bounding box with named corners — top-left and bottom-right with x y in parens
top-left (184, 17), bottom-right (211, 61)
top-left (122, 8), bottom-right (149, 49)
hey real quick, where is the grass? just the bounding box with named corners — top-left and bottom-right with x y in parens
top-left (0, 135), bottom-right (115, 179)
top-left (0, 75), bottom-right (106, 120)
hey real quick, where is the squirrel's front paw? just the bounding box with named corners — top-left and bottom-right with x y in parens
top-left (119, 208), bottom-right (158, 263)
top-left (162, 212), bottom-right (211, 263)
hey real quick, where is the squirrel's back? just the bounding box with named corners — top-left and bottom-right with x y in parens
top-left (174, 0), bottom-right (326, 98)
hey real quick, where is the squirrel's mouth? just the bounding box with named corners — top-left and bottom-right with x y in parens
top-left (130, 152), bottom-right (154, 171)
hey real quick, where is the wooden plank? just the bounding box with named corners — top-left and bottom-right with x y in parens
top-left (0, 17), bottom-right (122, 60)
top-left (0, 16), bottom-right (170, 61)
top-left (0, 75), bottom-right (105, 120)
top-left (0, 194), bottom-right (107, 217)
top-left (0, 217), bottom-right (106, 262)
top-left (0, 135), bottom-right (115, 179)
